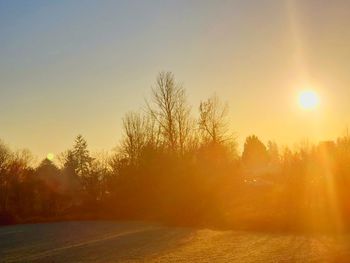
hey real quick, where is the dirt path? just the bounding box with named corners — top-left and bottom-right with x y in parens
top-left (0, 221), bottom-right (349, 262)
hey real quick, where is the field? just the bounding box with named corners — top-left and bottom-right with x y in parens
top-left (1, 221), bottom-right (350, 262)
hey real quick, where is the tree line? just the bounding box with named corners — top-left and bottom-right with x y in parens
top-left (1, 72), bottom-right (350, 233)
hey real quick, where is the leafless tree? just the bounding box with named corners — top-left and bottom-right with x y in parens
top-left (120, 111), bottom-right (158, 163)
top-left (147, 72), bottom-right (192, 153)
top-left (198, 94), bottom-right (229, 144)
top-left (0, 141), bottom-right (11, 213)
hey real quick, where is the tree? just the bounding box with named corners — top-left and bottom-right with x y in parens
top-left (199, 94), bottom-right (229, 144)
top-left (0, 141), bottom-right (11, 214)
top-left (147, 72), bottom-right (192, 153)
top-left (73, 135), bottom-right (93, 177)
top-left (5, 149), bottom-right (34, 217)
top-left (90, 151), bottom-right (111, 201)
top-left (61, 150), bottom-right (78, 178)
top-left (59, 136), bottom-right (94, 204)
top-left (242, 135), bottom-right (268, 169)
top-left (174, 88), bottom-right (193, 154)
top-left (120, 111), bottom-right (158, 164)
top-left (36, 158), bottom-right (60, 179)
top-left (35, 159), bottom-right (62, 215)
top-left (267, 140), bottom-right (280, 164)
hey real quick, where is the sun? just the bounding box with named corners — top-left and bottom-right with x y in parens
top-left (47, 153), bottom-right (55, 161)
top-left (298, 90), bottom-right (319, 110)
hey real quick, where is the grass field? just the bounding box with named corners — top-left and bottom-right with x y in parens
top-left (1, 221), bottom-right (350, 262)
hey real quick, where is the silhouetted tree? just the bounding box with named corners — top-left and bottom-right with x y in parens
top-left (0, 141), bottom-right (11, 214)
top-left (4, 72), bottom-right (350, 233)
top-left (73, 135), bottom-right (93, 177)
top-left (199, 95), bottom-right (229, 144)
top-left (36, 158), bottom-right (60, 179)
top-left (35, 159), bottom-right (62, 215)
top-left (242, 135), bottom-right (268, 170)
top-left (147, 72), bottom-right (191, 153)
top-left (120, 112), bottom-right (158, 164)
top-left (267, 141), bottom-right (280, 165)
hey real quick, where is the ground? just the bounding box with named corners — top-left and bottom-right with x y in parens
top-left (1, 221), bottom-right (350, 262)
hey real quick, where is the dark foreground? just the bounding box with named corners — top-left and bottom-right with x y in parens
top-left (1, 221), bottom-right (350, 263)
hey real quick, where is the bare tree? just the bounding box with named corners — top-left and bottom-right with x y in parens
top-left (1, 148), bottom-right (33, 214)
top-left (147, 72), bottom-right (192, 153)
top-left (0, 141), bottom-right (11, 213)
top-left (198, 94), bottom-right (229, 144)
top-left (120, 111), bottom-right (159, 163)
top-left (174, 88), bottom-right (193, 154)
top-left (121, 111), bottom-right (146, 162)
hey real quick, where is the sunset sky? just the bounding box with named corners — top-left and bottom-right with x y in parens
top-left (1, 0), bottom-right (350, 159)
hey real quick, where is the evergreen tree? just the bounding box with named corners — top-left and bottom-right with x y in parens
top-left (73, 135), bottom-right (93, 177)
top-left (242, 135), bottom-right (268, 169)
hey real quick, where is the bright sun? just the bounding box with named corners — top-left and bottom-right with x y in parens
top-left (298, 90), bottom-right (319, 110)
top-left (47, 153), bottom-right (55, 161)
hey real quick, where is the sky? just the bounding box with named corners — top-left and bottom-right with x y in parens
top-left (1, 0), bottom-right (350, 159)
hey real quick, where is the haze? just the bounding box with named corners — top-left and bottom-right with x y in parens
top-left (1, 0), bottom-right (350, 158)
